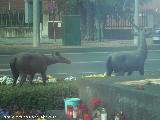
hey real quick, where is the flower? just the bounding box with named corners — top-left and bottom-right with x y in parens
top-left (48, 0), bottom-right (57, 13)
top-left (82, 73), bottom-right (107, 78)
top-left (89, 97), bottom-right (102, 108)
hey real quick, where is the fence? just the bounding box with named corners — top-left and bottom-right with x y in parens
top-left (104, 11), bottom-right (148, 40)
top-left (105, 11), bottom-right (147, 29)
top-left (0, 10), bottom-right (31, 27)
top-left (0, 10), bottom-right (33, 37)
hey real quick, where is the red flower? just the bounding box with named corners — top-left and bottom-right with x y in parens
top-left (89, 97), bottom-right (102, 107)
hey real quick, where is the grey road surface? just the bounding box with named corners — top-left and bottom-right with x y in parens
top-left (0, 50), bottom-right (160, 77)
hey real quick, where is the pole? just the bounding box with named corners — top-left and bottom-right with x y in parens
top-left (33, 0), bottom-right (40, 47)
top-left (134, 0), bottom-right (139, 45)
top-left (9, 0), bottom-right (11, 10)
top-left (24, 0), bottom-right (28, 23)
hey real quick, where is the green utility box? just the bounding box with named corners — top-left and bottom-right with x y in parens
top-left (63, 15), bottom-right (81, 46)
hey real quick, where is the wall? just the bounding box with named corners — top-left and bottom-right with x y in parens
top-left (0, 0), bottom-right (49, 38)
top-left (79, 77), bottom-right (160, 120)
top-left (0, 27), bottom-right (32, 38)
top-left (42, 13), bottom-right (49, 38)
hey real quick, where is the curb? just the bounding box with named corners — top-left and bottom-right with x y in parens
top-left (0, 44), bottom-right (160, 54)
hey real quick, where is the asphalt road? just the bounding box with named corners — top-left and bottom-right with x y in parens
top-left (0, 49), bottom-right (160, 77)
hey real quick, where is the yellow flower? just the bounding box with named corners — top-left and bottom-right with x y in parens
top-left (37, 118), bottom-right (46, 120)
top-left (37, 115), bottom-right (46, 120)
top-left (82, 73), bottom-right (107, 78)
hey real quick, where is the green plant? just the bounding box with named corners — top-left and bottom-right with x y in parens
top-left (0, 81), bottom-right (79, 110)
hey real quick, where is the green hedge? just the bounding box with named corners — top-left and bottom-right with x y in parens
top-left (0, 81), bottom-right (79, 110)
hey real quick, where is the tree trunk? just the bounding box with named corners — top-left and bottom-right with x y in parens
top-left (86, 2), bottom-right (95, 41)
top-left (94, 1), bottom-right (104, 41)
top-left (79, 3), bottom-right (87, 41)
top-left (80, 1), bottom-right (94, 41)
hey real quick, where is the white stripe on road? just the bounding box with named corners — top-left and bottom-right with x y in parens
top-left (1, 49), bottom-right (160, 56)
top-left (72, 58), bottom-right (160, 64)
top-left (64, 49), bottom-right (160, 54)
top-left (65, 49), bottom-right (160, 54)
top-left (49, 72), bottom-right (98, 74)
top-left (72, 61), bottom-right (104, 64)
top-left (0, 68), bottom-right (10, 72)
top-left (1, 58), bottom-right (160, 67)
top-left (146, 58), bottom-right (160, 61)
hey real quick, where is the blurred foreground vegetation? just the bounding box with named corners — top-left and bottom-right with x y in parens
top-left (0, 81), bottom-right (79, 110)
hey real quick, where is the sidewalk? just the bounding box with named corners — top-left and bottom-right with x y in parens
top-left (0, 37), bottom-right (135, 48)
top-left (0, 37), bottom-right (159, 54)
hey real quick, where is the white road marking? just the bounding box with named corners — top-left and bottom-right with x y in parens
top-left (147, 58), bottom-right (160, 61)
top-left (0, 58), bottom-right (160, 66)
top-left (1, 49), bottom-right (160, 56)
top-left (65, 49), bottom-right (160, 54)
top-left (1, 50), bottom-right (160, 73)
top-left (0, 68), bottom-right (10, 71)
top-left (72, 61), bottom-right (104, 64)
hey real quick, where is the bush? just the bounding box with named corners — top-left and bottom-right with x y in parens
top-left (0, 81), bottom-right (79, 110)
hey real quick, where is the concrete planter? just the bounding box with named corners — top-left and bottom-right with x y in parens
top-left (79, 77), bottom-right (160, 120)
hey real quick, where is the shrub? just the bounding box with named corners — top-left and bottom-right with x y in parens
top-left (0, 81), bottom-right (79, 110)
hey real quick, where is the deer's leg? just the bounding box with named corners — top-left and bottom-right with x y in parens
top-left (139, 68), bottom-right (144, 75)
top-left (128, 71), bottom-right (133, 76)
top-left (28, 73), bottom-right (35, 85)
top-left (107, 67), bottom-right (113, 77)
top-left (116, 71), bottom-right (125, 76)
top-left (139, 65), bottom-right (144, 75)
top-left (12, 71), bottom-right (19, 86)
top-left (10, 66), bottom-right (19, 86)
top-left (41, 72), bottom-right (47, 85)
top-left (19, 72), bottom-right (27, 86)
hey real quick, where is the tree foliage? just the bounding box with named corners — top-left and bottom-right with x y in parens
top-left (52, 0), bottom-right (152, 40)
top-left (53, 0), bottom-right (151, 15)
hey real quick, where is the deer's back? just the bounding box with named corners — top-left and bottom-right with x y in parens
top-left (15, 53), bottom-right (48, 73)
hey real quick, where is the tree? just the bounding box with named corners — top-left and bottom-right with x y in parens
top-left (51, 0), bottom-right (152, 40)
top-left (92, 0), bottom-right (152, 41)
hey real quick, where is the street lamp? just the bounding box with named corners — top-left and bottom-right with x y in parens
top-left (33, 0), bottom-right (40, 47)
top-left (134, 0), bottom-right (139, 45)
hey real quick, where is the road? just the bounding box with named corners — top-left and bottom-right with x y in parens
top-left (0, 49), bottom-right (160, 77)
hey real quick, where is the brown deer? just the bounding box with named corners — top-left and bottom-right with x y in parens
top-left (106, 30), bottom-right (148, 76)
top-left (9, 52), bottom-right (71, 86)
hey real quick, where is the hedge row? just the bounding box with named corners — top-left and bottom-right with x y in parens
top-left (0, 81), bottom-right (79, 110)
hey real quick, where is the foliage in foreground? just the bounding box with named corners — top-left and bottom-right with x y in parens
top-left (0, 81), bottom-right (79, 110)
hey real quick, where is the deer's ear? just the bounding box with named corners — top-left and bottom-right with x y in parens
top-left (55, 52), bottom-right (60, 56)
